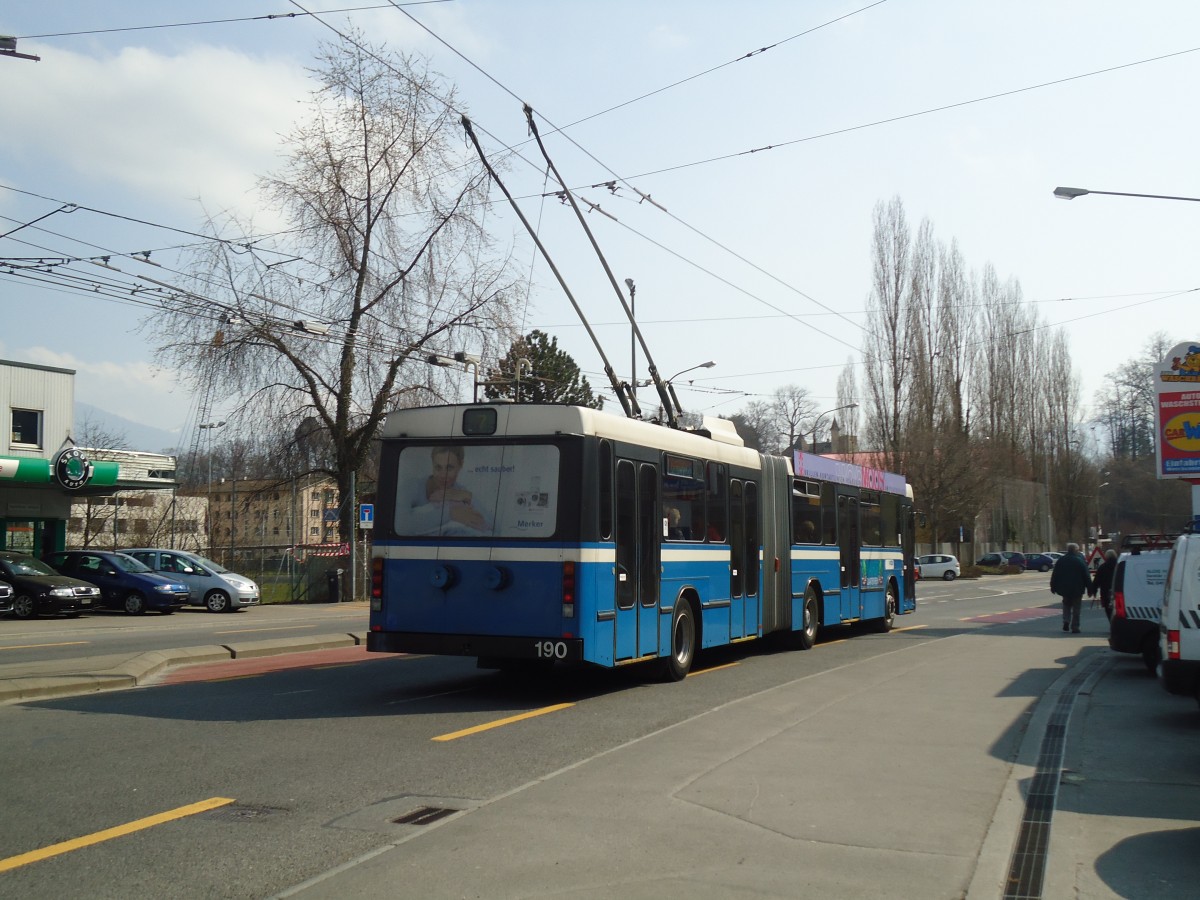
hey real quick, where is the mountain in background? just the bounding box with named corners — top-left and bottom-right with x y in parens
top-left (75, 402), bottom-right (183, 456)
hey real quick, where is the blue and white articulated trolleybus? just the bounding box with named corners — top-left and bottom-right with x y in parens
top-left (368, 403), bottom-right (916, 680)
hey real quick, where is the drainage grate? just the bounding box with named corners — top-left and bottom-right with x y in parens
top-left (1003, 655), bottom-right (1105, 900)
top-left (392, 805), bottom-right (458, 826)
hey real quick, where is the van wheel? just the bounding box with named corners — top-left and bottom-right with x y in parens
top-left (205, 591), bottom-right (231, 613)
top-left (1142, 635), bottom-right (1160, 675)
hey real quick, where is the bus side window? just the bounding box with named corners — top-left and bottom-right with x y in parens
top-left (820, 482), bottom-right (838, 545)
top-left (792, 479), bottom-right (820, 545)
top-left (861, 492), bottom-right (882, 546)
top-left (706, 462), bottom-right (727, 542)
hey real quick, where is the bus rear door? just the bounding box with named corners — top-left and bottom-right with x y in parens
top-left (614, 459), bottom-right (660, 661)
top-left (838, 492), bottom-right (860, 620)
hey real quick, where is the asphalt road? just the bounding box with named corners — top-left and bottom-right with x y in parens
top-left (0, 573), bottom-right (1064, 898)
top-left (0, 602), bottom-right (367, 666)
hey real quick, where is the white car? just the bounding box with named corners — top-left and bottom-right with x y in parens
top-left (917, 554), bottom-right (960, 581)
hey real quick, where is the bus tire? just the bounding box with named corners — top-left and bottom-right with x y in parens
top-left (872, 585), bottom-right (897, 633)
top-left (662, 599), bottom-right (696, 682)
top-left (797, 588), bottom-right (819, 650)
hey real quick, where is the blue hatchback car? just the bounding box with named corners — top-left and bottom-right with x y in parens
top-left (45, 550), bottom-right (190, 615)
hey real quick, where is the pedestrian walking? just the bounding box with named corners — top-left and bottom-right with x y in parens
top-left (1092, 548), bottom-right (1119, 620)
top-left (1050, 542), bottom-right (1093, 633)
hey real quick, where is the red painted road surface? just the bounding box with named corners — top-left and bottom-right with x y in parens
top-left (157, 645), bottom-right (385, 685)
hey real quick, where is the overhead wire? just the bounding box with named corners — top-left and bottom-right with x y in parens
top-left (13, 2), bottom-right (450, 40)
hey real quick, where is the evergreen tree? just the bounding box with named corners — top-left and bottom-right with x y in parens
top-left (484, 330), bottom-right (602, 408)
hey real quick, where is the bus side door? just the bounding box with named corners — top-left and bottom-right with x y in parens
top-left (838, 492), bottom-right (860, 621)
top-left (614, 459), bottom-right (660, 661)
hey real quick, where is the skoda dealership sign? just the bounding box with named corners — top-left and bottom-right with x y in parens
top-left (53, 448), bottom-right (94, 490)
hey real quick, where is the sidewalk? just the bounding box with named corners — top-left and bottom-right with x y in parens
top-left (277, 616), bottom-right (1200, 899)
top-left (0, 610), bottom-right (369, 705)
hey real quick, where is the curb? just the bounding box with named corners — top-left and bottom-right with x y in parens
top-left (0, 632), bottom-right (367, 705)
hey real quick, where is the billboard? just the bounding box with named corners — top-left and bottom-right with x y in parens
top-left (1154, 342), bottom-right (1200, 480)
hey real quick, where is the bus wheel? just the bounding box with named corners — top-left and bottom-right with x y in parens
top-left (662, 599), bottom-right (696, 682)
top-left (873, 586), bottom-right (897, 633)
top-left (797, 588), bottom-right (819, 650)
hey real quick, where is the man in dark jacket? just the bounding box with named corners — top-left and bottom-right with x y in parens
top-left (1050, 542), bottom-right (1093, 633)
top-left (1092, 549), bottom-right (1119, 620)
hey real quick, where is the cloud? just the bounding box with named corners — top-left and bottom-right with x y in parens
top-left (20, 345), bottom-right (188, 430)
top-left (0, 44), bottom-right (310, 221)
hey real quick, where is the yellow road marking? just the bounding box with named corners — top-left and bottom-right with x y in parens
top-left (0, 641), bottom-right (89, 652)
top-left (214, 624), bottom-right (317, 635)
top-left (432, 703), bottom-right (574, 742)
top-left (893, 624), bottom-right (927, 632)
top-left (0, 797), bottom-right (235, 874)
top-left (687, 661), bottom-right (739, 677)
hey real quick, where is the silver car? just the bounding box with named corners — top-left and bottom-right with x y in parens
top-left (917, 553), bottom-right (960, 581)
top-left (121, 548), bottom-right (260, 613)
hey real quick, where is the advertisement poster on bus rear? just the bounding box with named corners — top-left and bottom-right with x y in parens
top-left (1154, 342), bottom-right (1200, 479)
top-left (393, 444), bottom-right (559, 538)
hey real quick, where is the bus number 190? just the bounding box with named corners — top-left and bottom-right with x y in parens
top-left (536, 640), bottom-right (568, 659)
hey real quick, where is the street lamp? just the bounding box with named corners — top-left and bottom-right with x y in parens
top-left (664, 360), bottom-right (715, 385)
top-left (1054, 186), bottom-right (1200, 203)
top-left (1096, 481), bottom-right (1110, 538)
top-left (199, 421), bottom-right (226, 551)
top-left (803, 403), bottom-right (858, 454)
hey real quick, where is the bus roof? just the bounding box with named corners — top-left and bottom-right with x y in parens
top-left (380, 404), bottom-right (763, 469)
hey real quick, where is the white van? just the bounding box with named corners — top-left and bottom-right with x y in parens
top-left (122, 548), bottom-right (260, 613)
top-left (1158, 534), bottom-right (1200, 707)
top-left (1108, 549), bottom-right (1172, 673)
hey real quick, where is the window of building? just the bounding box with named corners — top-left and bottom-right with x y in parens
top-left (11, 409), bottom-right (42, 448)
top-left (309, 526), bottom-right (319, 535)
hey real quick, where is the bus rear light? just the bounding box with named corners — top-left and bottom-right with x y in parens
top-left (562, 560), bottom-right (576, 610)
top-left (1167, 630), bottom-right (1181, 660)
top-left (371, 558), bottom-right (384, 611)
top-left (1113, 590), bottom-right (1126, 618)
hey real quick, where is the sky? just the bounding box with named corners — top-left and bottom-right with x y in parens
top-left (2, 1), bottom-right (1198, 455)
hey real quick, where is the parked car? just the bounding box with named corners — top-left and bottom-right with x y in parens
top-left (1109, 548), bottom-right (1171, 673)
top-left (1159, 534), bottom-right (1200, 707)
top-left (1023, 553), bottom-right (1056, 573)
top-left (44, 551), bottom-right (189, 615)
top-left (121, 548), bottom-right (260, 613)
top-left (0, 550), bottom-right (101, 619)
top-left (917, 554), bottom-right (960, 581)
top-left (0, 579), bottom-right (14, 615)
top-left (976, 551), bottom-right (1027, 569)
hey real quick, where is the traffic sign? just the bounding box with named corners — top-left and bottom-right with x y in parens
top-left (359, 503), bottom-right (374, 529)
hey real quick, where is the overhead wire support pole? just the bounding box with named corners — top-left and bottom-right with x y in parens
top-left (523, 104), bottom-right (680, 429)
top-left (460, 113), bottom-right (636, 419)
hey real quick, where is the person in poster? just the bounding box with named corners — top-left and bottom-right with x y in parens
top-left (398, 446), bottom-right (492, 536)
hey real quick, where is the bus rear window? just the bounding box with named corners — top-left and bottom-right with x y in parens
top-left (394, 444), bottom-right (560, 538)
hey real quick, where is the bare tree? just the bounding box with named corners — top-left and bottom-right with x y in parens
top-left (771, 385), bottom-right (818, 454)
top-left (863, 196), bottom-right (913, 470)
top-left (147, 39), bottom-right (521, 542)
top-left (835, 359), bottom-right (860, 448)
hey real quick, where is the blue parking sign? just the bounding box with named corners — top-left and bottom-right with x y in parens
top-left (359, 503), bottom-right (374, 529)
